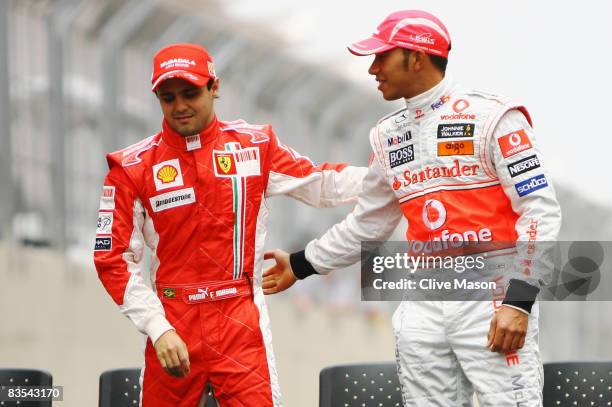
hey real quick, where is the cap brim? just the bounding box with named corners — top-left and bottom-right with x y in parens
top-left (348, 37), bottom-right (396, 56)
top-left (151, 70), bottom-right (210, 91)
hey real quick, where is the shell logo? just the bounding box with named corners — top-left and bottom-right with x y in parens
top-left (157, 165), bottom-right (179, 184)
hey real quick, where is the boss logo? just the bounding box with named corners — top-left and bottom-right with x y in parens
top-left (389, 145), bottom-right (414, 168)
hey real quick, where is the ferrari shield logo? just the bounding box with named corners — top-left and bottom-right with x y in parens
top-left (217, 154), bottom-right (233, 174)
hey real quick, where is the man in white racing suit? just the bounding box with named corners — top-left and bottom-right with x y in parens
top-left (262, 10), bottom-right (561, 406)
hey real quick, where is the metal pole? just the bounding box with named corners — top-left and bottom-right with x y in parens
top-left (0, 0), bottom-right (14, 243)
top-left (46, 0), bottom-right (89, 252)
top-left (99, 0), bottom-right (154, 153)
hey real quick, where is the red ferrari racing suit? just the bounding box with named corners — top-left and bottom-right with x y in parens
top-left (290, 77), bottom-right (562, 406)
top-left (93, 116), bottom-right (365, 407)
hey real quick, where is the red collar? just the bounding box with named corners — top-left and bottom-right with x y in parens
top-left (161, 116), bottom-right (219, 151)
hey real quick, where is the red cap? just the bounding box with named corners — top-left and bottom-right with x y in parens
top-left (151, 43), bottom-right (217, 91)
top-left (348, 10), bottom-right (451, 58)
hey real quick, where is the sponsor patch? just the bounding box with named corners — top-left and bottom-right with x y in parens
top-left (437, 123), bottom-right (474, 139)
top-left (162, 288), bottom-right (176, 298)
top-left (94, 237), bottom-right (112, 251)
top-left (515, 174), bottom-right (548, 197)
top-left (498, 129), bottom-right (532, 158)
top-left (184, 286), bottom-right (240, 303)
top-left (150, 187), bottom-right (196, 212)
top-left (402, 160), bottom-right (479, 186)
top-left (394, 111), bottom-right (410, 123)
top-left (389, 145), bottom-right (414, 168)
top-left (387, 131), bottom-right (412, 147)
top-left (185, 134), bottom-right (201, 151)
top-left (96, 212), bottom-right (113, 235)
top-left (453, 99), bottom-right (470, 113)
top-left (437, 140), bottom-right (474, 156)
top-left (152, 159), bottom-right (184, 191)
top-left (440, 112), bottom-right (476, 120)
top-left (184, 287), bottom-right (211, 303)
top-left (213, 147), bottom-right (260, 177)
top-left (430, 95), bottom-right (451, 111)
top-left (507, 155), bottom-right (541, 178)
top-left (99, 186), bottom-right (116, 210)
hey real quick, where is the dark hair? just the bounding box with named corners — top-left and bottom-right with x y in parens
top-left (402, 47), bottom-right (450, 74)
top-left (206, 78), bottom-right (214, 90)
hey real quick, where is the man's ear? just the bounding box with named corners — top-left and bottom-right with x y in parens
top-left (211, 78), bottom-right (220, 98)
top-left (412, 50), bottom-right (428, 72)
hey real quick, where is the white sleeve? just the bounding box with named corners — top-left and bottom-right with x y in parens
top-left (304, 158), bottom-right (403, 274)
top-left (264, 132), bottom-right (367, 207)
top-left (490, 109), bottom-right (562, 291)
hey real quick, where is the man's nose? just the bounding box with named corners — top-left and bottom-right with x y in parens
top-left (368, 60), bottom-right (379, 76)
top-left (174, 96), bottom-right (189, 111)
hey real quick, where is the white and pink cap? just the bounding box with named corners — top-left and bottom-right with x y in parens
top-left (348, 10), bottom-right (451, 57)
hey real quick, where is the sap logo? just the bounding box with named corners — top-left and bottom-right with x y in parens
top-left (515, 175), bottom-right (548, 197)
top-left (389, 145), bottom-right (415, 168)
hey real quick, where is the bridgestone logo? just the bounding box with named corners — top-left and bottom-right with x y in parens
top-left (507, 155), bottom-right (540, 178)
top-left (157, 194), bottom-right (190, 208)
top-left (150, 187), bottom-right (196, 212)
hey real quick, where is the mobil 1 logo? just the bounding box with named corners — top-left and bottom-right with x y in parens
top-left (507, 154), bottom-right (541, 178)
top-left (389, 144), bottom-right (414, 168)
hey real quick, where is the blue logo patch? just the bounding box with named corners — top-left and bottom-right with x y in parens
top-left (95, 237), bottom-right (112, 251)
top-left (515, 174), bottom-right (548, 197)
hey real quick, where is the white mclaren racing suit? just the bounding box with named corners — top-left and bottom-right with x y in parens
top-left (289, 77), bottom-right (562, 406)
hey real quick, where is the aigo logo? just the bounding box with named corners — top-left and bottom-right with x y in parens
top-left (422, 199), bottom-right (446, 230)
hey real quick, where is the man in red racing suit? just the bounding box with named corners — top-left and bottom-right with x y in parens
top-left (93, 43), bottom-right (365, 407)
top-left (263, 10), bottom-right (561, 406)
